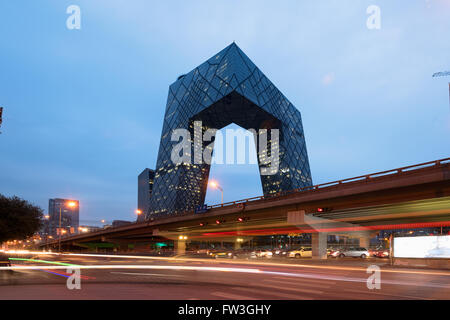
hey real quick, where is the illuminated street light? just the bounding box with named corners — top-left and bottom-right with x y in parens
top-left (209, 180), bottom-right (223, 205)
top-left (135, 209), bottom-right (143, 216)
top-left (178, 235), bottom-right (188, 240)
top-left (67, 201), bottom-right (77, 208)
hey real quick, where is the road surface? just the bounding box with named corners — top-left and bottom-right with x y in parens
top-left (0, 253), bottom-right (448, 300)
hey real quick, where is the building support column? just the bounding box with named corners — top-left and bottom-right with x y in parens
top-left (312, 232), bottom-right (327, 260)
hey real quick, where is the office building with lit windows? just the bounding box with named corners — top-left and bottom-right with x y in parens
top-left (137, 168), bottom-right (155, 220)
top-left (48, 198), bottom-right (79, 235)
top-left (146, 43), bottom-right (312, 218)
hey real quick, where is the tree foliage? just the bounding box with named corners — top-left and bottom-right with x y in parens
top-left (0, 194), bottom-right (43, 243)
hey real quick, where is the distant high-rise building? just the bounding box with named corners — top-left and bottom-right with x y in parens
top-left (48, 198), bottom-right (79, 235)
top-left (137, 169), bottom-right (155, 221)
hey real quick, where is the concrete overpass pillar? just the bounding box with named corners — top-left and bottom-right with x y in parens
top-left (234, 239), bottom-right (244, 250)
top-left (359, 236), bottom-right (370, 249)
top-left (174, 240), bottom-right (186, 255)
top-left (312, 233), bottom-right (327, 260)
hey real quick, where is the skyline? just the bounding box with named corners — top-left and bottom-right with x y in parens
top-left (1, 1), bottom-right (449, 223)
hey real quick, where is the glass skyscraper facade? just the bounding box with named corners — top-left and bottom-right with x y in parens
top-left (146, 43), bottom-right (312, 218)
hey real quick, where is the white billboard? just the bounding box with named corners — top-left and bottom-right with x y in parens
top-left (394, 235), bottom-right (450, 259)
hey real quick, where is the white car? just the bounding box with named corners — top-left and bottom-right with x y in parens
top-left (333, 247), bottom-right (369, 259)
top-left (253, 249), bottom-right (273, 258)
top-left (288, 247), bottom-right (312, 258)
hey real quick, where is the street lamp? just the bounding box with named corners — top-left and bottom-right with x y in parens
top-left (58, 201), bottom-right (78, 253)
top-left (135, 209), bottom-right (143, 216)
top-left (43, 215), bottom-right (50, 248)
top-left (209, 180), bottom-right (223, 205)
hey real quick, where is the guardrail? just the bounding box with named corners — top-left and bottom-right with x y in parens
top-left (204, 157), bottom-right (450, 210)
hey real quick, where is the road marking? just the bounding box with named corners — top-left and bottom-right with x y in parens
top-left (259, 281), bottom-right (323, 295)
top-left (231, 286), bottom-right (313, 300)
top-left (110, 272), bottom-right (182, 278)
top-left (211, 291), bottom-right (257, 300)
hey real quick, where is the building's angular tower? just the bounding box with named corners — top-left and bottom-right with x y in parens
top-left (147, 43), bottom-right (312, 218)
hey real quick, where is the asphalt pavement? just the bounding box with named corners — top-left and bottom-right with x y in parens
top-left (0, 253), bottom-right (448, 300)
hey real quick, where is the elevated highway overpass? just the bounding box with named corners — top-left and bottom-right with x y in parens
top-left (43, 158), bottom-right (450, 255)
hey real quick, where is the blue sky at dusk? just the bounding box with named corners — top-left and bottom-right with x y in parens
top-left (0, 1), bottom-right (449, 224)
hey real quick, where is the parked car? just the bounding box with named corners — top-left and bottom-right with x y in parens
top-left (333, 247), bottom-right (370, 258)
top-left (288, 247), bottom-right (312, 258)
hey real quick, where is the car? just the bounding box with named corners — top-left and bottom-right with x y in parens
top-left (327, 248), bottom-right (336, 257)
top-left (368, 246), bottom-right (384, 257)
top-left (374, 249), bottom-right (390, 258)
top-left (288, 247), bottom-right (312, 258)
top-left (252, 249), bottom-right (273, 259)
top-left (209, 250), bottom-right (236, 259)
top-left (334, 247), bottom-right (370, 259)
top-left (232, 249), bottom-right (256, 259)
top-left (272, 248), bottom-right (289, 257)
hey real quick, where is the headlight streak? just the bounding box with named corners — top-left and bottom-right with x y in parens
top-left (0, 264), bottom-right (262, 274)
top-left (9, 258), bottom-right (80, 267)
top-left (3, 251), bottom-right (450, 277)
top-left (1, 264), bottom-right (449, 289)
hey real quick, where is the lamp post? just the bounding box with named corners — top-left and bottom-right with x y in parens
top-left (58, 201), bottom-right (77, 253)
top-left (209, 180), bottom-right (223, 205)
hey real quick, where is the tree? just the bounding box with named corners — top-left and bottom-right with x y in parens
top-left (0, 194), bottom-right (43, 243)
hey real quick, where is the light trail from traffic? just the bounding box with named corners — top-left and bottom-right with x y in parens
top-left (2, 263), bottom-right (450, 289)
top-left (3, 251), bottom-right (450, 276)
